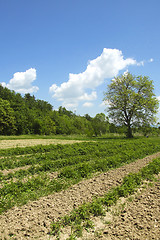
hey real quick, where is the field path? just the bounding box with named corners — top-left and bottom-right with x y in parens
top-left (0, 139), bottom-right (84, 149)
top-left (0, 152), bottom-right (160, 239)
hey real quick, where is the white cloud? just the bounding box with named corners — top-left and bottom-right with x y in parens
top-left (62, 102), bottom-right (78, 109)
top-left (83, 102), bottom-right (94, 107)
top-left (79, 91), bottom-right (97, 101)
top-left (50, 48), bottom-right (143, 109)
top-left (1, 68), bottom-right (39, 94)
top-left (149, 58), bottom-right (154, 62)
top-left (137, 61), bottom-right (145, 66)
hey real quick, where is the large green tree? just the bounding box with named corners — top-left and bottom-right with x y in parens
top-left (104, 73), bottom-right (159, 138)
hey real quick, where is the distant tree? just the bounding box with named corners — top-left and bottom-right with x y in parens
top-left (139, 124), bottom-right (152, 137)
top-left (32, 119), bottom-right (43, 134)
top-left (11, 93), bottom-right (29, 134)
top-left (109, 123), bottom-right (117, 133)
top-left (58, 106), bottom-right (75, 117)
top-left (104, 73), bottom-right (159, 138)
top-left (24, 93), bottom-right (36, 109)
top-left (42, 116), bottom-right (56, 135)
top-left (36, 99), bottom-right (53, 112)
top-left (84, 114), bottom-right (92, 121)
top-left (0, 98), bottom-right (16, 135)
top-left (92, 113), bottom-right (109, 136)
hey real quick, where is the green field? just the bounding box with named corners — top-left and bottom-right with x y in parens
top-left (1, 136), bottom-right (160, 215)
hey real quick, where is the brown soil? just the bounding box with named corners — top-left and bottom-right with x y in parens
top-left (104, 178), bottom-right (160, 240)
top-left (0, 152), bottom-right (160, 239)
top-left (81, 176), bottom-right (160, 240)
top-left (0, 139), bottom-right (84, 149)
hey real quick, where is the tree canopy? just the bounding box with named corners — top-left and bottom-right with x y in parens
top-left (104, 72), bottom-right (159, 138)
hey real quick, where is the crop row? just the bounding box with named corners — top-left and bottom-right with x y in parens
top-left (1, 138), bottom-right (160, 214)
top-left (50, 157), bottom-right (160, 239)
top-left (1, 137), bottom-right (160, 158)
top-left (1, 137), bottom-right (160, 171)
top-left (1, 138), bottom-right (160, 183)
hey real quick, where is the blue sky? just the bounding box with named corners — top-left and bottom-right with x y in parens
top-left (0, 0), bottom-right (160, 119)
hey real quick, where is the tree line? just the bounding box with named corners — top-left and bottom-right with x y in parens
top-left (0, 84), bottom-right (110, 136)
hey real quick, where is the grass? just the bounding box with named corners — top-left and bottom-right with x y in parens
top-left (0, 134), bottom-right (93, 141)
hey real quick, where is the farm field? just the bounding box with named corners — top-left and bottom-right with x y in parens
top-left (0, 137), bottom-right (160, 239)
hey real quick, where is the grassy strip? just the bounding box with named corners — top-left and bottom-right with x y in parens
top-left (0, 134), bottom-right (93, 141)
top-left (50, 157), bottom-right (160, 239)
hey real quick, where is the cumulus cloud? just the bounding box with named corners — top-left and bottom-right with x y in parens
top-left (83, 102), bottom-right (94, 107)
top-left (1, 68), bottom-right (39, 94)
top-left (49, 48), bottom-right (143, 109)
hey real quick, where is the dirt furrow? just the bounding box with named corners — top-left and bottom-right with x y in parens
top-left (81, 176), bottom-right (160, 240)
top-left (0, 152), bottom-right (160, 240)
top-left (102, 178), bottom-right (160, 240)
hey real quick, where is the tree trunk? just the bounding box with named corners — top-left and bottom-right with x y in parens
top-left (126, 124), bottom-right (133, 138)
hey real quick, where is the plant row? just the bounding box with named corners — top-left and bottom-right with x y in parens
top-left (1, 136), bottom-right (160, 157)
top-left (0, 139), bottom-right (160, 214)
top-left (1, 137), bottom-right (160, 183)
top-left (1, 138), bottom-right (160, 214)
top-left (1, 138), bottom-right (160, 171)
top-left (50, 157), bottom-right (160, 239)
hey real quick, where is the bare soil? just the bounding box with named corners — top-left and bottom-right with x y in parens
top-left (103, 178), bottom-right (160, 240)
top-left (0, 139), bottom-right (84, 149)
top-left (81, 176), bottom-right (160, 240)
top-left (0, 152), bottom-right (160, 240)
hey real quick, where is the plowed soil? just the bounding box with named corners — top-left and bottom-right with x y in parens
top-left (81, 176), bottom-right (160, 240)
top-left (0, 152), bottom-right (160, 240)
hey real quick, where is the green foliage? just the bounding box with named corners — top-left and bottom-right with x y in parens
top-left (90, 200), bottom-right (105, 216)
top-left (50, 222), bottom-right (61, 236)
top-left (71, 224), bottom-right (83, 237)
top-left (104, 73), bottom-right (159, 138)
top-left (0, 85), bottom-right (97, 136)
top-left (83, 219), bottom-right (94, 230)
top-left (92, 113), bottom-right (109, 136)
top-left (0, 98), bottom-right (17, 135)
